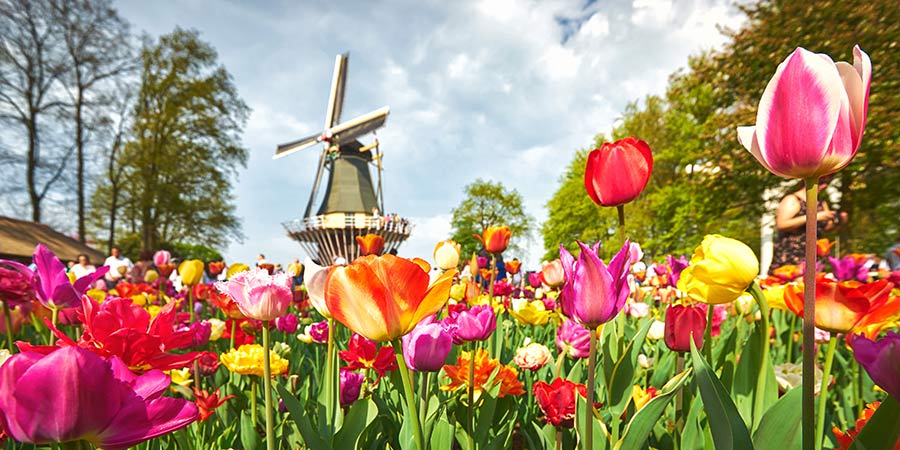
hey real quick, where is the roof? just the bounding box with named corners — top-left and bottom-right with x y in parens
top-left (0, 215), bottom-right (106, 264)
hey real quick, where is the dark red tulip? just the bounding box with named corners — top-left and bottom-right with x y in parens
top-left (533, 377), bottom-right (587, 428)
top-left (664, 303), bottom-right (707, 352)
top-left (584, 137), bottom-right (653, 207)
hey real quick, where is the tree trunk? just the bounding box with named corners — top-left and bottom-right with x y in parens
top-left (27, 114), bottom-right (41, 223)
top-left (76, 90), bottom-right (85, 243)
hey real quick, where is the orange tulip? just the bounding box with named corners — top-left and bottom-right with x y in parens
top-left (325, 254), bottom-right (457, 342)
top-left (816, 239), bottom-right (835, 257)
top-left (474, 226), bottom-right (511, 254)
top-left (784, 275), bottom-right (899, 334)
top-left (772, 264), bottom-right (803, 282)
top-left (356, 234), bottom-right (385, 256)
top-left (505, 260), bottom-right (522, 275)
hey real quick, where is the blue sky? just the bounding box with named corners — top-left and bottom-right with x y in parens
top-left (117, 0), bottom-right (744, 269)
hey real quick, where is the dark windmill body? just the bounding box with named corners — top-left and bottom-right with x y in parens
top-left (276, 53), bottom-right (411, 265)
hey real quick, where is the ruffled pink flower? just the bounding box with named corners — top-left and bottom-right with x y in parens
top-left (215, 268), bottom-right (291, 321)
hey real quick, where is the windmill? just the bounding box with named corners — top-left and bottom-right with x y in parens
top-left (277, 53), bottom-right (411, 265)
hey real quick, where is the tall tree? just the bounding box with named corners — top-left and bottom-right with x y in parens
top-left (52, 0), bottom-right (133, 243)
top-left (115, 27), bottom-right (248, 251)
top-left (450, 179), bottom-right (533, 259)
top-left (0, 0), bottom-right (69, 222)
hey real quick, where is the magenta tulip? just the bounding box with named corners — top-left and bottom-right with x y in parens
top-left (0, 346), bottom-right (198, 448)
top-left (275, 313), bottom-right (299, 334)
top-left (0, 260), bottom-right (34, 307)
top-left (559, 240), bottom-right (632, 328)
top-left (215, 268), bottom-right (292, 321)
top-left (447, 304), bottom-right (496, 343)
top-left (737, 45), bottom-right (871, 180)
top-left (339, 369), bottom-right (365, 406)
top-left (402, 316), bottom-right (452, 372)
top-left (32, 244), bottom-right (108, 309)
top-left (852, 332), bottom-right (900, 402)
top-left (556, 318), bottom-right (591, 359)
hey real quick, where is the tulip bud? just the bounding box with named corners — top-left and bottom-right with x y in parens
top-left (433, 240), bottom-right (461, 270)
top-left (356, 233), bottom-right (385, 256)
top-left (513, 342), bottom-right (552, 372)
top-left (339, 369), bottom-right (365, 406)
top-left (178, 260), bottom-right (205, 286)
top-left (584, 137), bottom-right (653, 207)
top-left (664, 304), bottom-right (707, 353)
top-left (449, 304), bottom-right (496, 342)
top-left (402, 317), bottom-right (452, 372)
top-left (153, 250), bottom-right (171, 266)
top-left (505, 259), bottom-right (522, 275)
top-left (677, 235), bottom-right (759, 304)
top-left (540, 259), bottom-right (565, 288)
top-left (474, 226), bottom-right (512, 254)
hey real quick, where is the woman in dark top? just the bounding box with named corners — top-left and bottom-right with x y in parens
top-left (770, 177), bottom-right (847, 275)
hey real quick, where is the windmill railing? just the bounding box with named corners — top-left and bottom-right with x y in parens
top-left (282, 212), bottom-right (413, 265)
top-left (282, 213), bottom-right (413, 235)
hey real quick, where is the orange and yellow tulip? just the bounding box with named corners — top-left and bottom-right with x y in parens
top-left (816, 239), bottom-right (835, 257)
top-left (474, 226), bottom-right (511, 254)
top-left (784, 276), bottom-right (899, 334)
top-left (356, 233), bottom-right (385, 256)
top-left (325, 254), bottom-right (456, 342)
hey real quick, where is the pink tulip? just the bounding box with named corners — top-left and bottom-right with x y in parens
top-left (0, 260), bottom-right (34, 307)
top-left (32, 244), bottom-right (108, 309)
top-left (737, 45), bottom-right (871, 179)
top-left (0, 346), bottom-right (198, 448)
top-left (402, 316), bottom-right (452, 372)
top-left (445, 304), bottom-right (496, 343)
top-left (556, 318), bottom-right (591, 359)
top-left (215, 268), bottom-right (292, 321)
top-left (540, 259), bottom-right (565, 288)
top-left (153, 250), bottom-right (171, 266)
top-left (559, 241), bottom-right (632, 328)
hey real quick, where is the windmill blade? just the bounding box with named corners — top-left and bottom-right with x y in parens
top-left (324, 53), bottom-right (349, 129)
top-left (273, 132), bottom-right (321, 160)
top-left (327, 106), bottom-right (390, 147)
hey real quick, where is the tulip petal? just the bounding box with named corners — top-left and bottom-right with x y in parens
top-left (326, 262), bottom-right (395, 342)
top-left (756, 48), bottom-right (844, 179)
top-left (572, 241), bottom-right (616, 326)
top-left (406, 269), bottom-right (456, 334)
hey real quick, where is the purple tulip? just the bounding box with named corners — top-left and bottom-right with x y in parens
top-left (528, 272), bottom-right (542, 289)
top-left (666, 255), bottom-right (689, 287)
top-left (828, 256), bottom-right (872, 282)
top-left (852, 332), bottom-right (900, 402)
top-left (275, 313), bottom-right (300, 334)
top-left (477, 256), bottom-right (489, 269)
top-left (309, 320), bottom-right (329, 344)
top-left (190, 321), bottom-right (211, 347)
top-left (559, 240), bottom-right (632, 328)
top-left (0, 346), bottom-right (198, 448)
top-left (339, 369), bottom-right (365, 406)
top-left (33, 244), bottom-right (108, 309)
top-left (402, 316), bottom-right (452, 372)
top-left (0, 260), bottom-right (34, 307)
top-left (556, 318), bottom-right (591, 359)
top-left (451, 304), bottom-right (496, 342)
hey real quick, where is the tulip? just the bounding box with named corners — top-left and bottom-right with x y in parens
top-left (441, 348), bottom-right (525, 398)
top-left (664, 303), bottom-right (707, 352)
top-left (647, 320), bottom-right (666, 341)
top-left (340, 369), bottom-right (365, 406)
top-left (584, 137), bottom-right (653, 207)
top-left (509, 298), bottom-right (553, 326)
top-left (324, 254), bottom-right (456, 342)
top-left (32, 244), bottom-right (108, 309)
top-left (527, 272), bottom-right (542, 288)
top-left (339, 333), bottom-right (398, 377)
top-left (196, 351), bottom-right (221, 376)
top-left (737, 46), bottom-right (871, 180)
top-left (208, 261), bottom-right (226, 276)
top-left (275, 313), bottom-right (299, 334)
top-left (556, 318), bottom-right (591, 359)
top-left (178, 259), bottom-right (204, 286)
top-left (513, 342), bottom-right (552, 372)
top-left (194, 387), bottom-right (235, 421)
top-left (0, 260), bottom-right (34, 307)
top-left (302, 257), bottom-right (331, 318)
top-left (816, 239), bottom-right (835, 257)
top-left (666, 255), bottom-right (689, 287)
top-left (0, 346), bottom-right (198, 448)
top-left (224, 263), bottom-right (248, 280)
top-left (631, 385), bottom-right (658, 412)
top-left (220, 344), bottom-right (289, 377)
top-left (505, 259), bottom-right (522, 275)
top-left (450, 304), bottom-right (496, 342)
top-left (356, 233), bottom-right (385, 256)
top-left (828, 255), bottom-right (873, 282)
top-left (433, 239), bottom-right (461, 270)
top-left (474, 225), bottom-right (511, 254)
top-left (677, 235), bottom-right (759, 305)
top-left (540, 259), bottom-right (566, 288)
top-left (402, 316), bottom-right (452, 372)
top-left (153, 250), bottom-right (171, 266)
top-left (784, 276), bottom-right (898, 334)
top-left (533, 378), bottom-right (587, 428)
top-left (215, 268), bottom-right (292, 322)
top-left (559, 241), bottom-right (631, 328)
top-left (851, 332), bottom-right (900, 402)
top-left (308, 320), bottom-right (329, 344)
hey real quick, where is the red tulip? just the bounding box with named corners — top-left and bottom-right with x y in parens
top-left (193, 387), bottom-right (234, 422)
top-left (356, 233), bottom-right (385, 256)
top-left (474, 226), bottom-right (512, 254)
top-left (584, 137), bottom-right (653, 207)
top-left (339, 333), bottom-right (398, 378)
top-left (664, 303), bottom-right (707, 352)
top-left (533, 377), bottom-right (587, 428)
top-left (504, 260), bottom-right (522, 275)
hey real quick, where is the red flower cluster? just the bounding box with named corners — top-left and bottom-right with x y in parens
top-left (533, 378), bottom-right (586, 428)
top-left (339, 334), bottom-right (398, 378)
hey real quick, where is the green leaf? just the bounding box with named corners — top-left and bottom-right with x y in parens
top-left (690, 339), bottom-right (754, 450)
top-left (240, 411), bottom-right (262, 450)
top-left (608, 320), bottom-right (652, 413)
top-left (277, 384), bottom-right (331, 450)
top-left (334, 398), bottom-right (378, 449)
top-left (681, 396), bottom-right (705, 450)
top-left (575, 394), bottom-right (610, 450)
top-left (615, 368), bottom-right (692, 450)
top-left (752, 386), bottom-right (802, 450)
top-left (848, 396), bottom-right (900, 450)
top-left (732, 318), bottom-right (777, 430)
top-left (430, 416), bottom-right (455, 450)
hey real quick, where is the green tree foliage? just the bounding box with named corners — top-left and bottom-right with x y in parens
top-left (97, 27), bottom-right (249, 252)
top-left (450, 179), bottom-right (533, 260)
top-left (544, 0), bottom-right (900, 260)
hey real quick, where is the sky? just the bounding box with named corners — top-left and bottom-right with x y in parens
top-left (117, 0), bottom-right (746, 269)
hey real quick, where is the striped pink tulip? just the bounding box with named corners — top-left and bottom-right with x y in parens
top-left (737, 45), bottom-right (871, 180)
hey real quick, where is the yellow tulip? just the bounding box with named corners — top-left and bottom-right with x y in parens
top-left (166, 368), bottom-right (193, 388)
top-left (226, 263), bottom-right (250, 280)
top-left (763, 285), bottom-right (789, 312)
top-left (677, 235), bottom-right (759, 304)
top-left (220, 344), bottom-right (289, 377)
top-left (434, 239), bottom-right (462, 270)
top-left (178, 259), bottom-right (204, 286)
top-left (144, 269), bottom-right (159, 283)
top-left (509, 298), bottom-right (553, 326)
top-left (632, 385), bottom-right (657, 411)
top-left (85, 289), bottom-right (107, 304)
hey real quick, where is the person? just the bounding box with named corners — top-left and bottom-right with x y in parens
top-left (287, 258), bottom-right (304, 290)
top-left (769, 176), bottom-right (848, 275)
top-left (885, 235), bottom-right (900, 271)
top-left (256, 254), bottom-right (268, 267)
top-left (333, 255), bottom-right (347, 266)
top-left (129, 250), bottom-right (153, 283)
top-left (103, 246), bottom-right (133, 289)
top-left (70, 254), bottom-right (97, 279)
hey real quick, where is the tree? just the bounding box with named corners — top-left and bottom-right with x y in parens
top-left (0, 0), bottom-right (69, 222)
top-left (111, 27), bottom-right (249, 251)
top-left (450, 179), bottom-right (533, 260)
top-left (52, 0), bottom-right (134, 243)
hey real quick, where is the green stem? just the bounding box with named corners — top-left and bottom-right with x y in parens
top-left (675, 353), bottom-right (685, 430)
top-left (2, 298), bottom-right (15, 352)
top-left (326, 318), bottom-right (337, 432)
top-left (468, 341), bottom-right (477, 450)
top-left (188, 287), bottom-right (195, 323)
top-left (586, 328), bottom-right (597, 450)
top-left (392, 339), bottom-right (424, 450)
top-left (787, 313), bottom-right (797, 363)
top-left (749, 281), bottom-right (771, 428)
top-left (704, 304), bottom-right (714, 364)
top-left (229, 319), bottom-right (236, 350)
top-left (815, 336), bottom-right (837, 450)
top-left (617, 204), bottom-right (626, 247)
top-left (488, 254), bottom-right (497, 359)
top-left (50, 307), bottom-right (59, 345)
top-left (250, 376), bottom-right (258, 427)
top-left (802, 178), bottom-right (819, 450)
top-left (262, 323), bottom-right (275, 450)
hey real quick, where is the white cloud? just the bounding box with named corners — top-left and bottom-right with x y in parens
top-left (631, 0), bottom-right (675, 27)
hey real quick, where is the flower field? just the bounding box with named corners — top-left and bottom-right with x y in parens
top-left (1, 45), bottom-right (899, 450)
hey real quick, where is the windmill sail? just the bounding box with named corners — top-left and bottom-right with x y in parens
top-left (324, 53), bottom-right (349, 129)
top-left (326, 106), bottom-right (390, 147)
top-left (274, 133), bottom-right (321, 159)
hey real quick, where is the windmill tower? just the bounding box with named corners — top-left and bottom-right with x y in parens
top-left (276, 53), bottom-right (411, 265)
